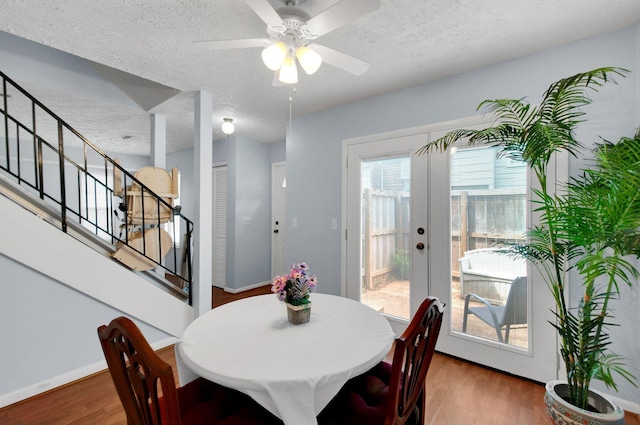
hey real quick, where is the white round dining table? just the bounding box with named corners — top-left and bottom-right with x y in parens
top-left (177, 293), bottom-right (395, 425)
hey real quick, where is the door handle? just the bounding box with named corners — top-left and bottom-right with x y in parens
top-left (416, 242), bottom-right (425, 250)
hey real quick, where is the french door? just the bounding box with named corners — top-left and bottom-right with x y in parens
top-left (343, 119), bottom-right (557, 382)
top-left (345, 133), bottom-right (428, 334)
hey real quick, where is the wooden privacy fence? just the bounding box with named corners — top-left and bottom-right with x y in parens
top-left (362, 188), bottom-right (526, 290)
top-left (362, 188), bottom-right (409, 290)
top-left (451, 190), bottom-right (526, 278)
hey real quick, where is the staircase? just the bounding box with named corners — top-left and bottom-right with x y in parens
top-left (0, 70), bottom-right (193, 298)
top-left (0, 70), bottom-right (196, 407)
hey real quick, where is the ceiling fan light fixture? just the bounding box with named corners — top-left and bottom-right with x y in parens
top-left (221, 118), bottom-right (235, 136)
top-left (279, 52), bottom-right (298, 84)
top-left (262, 41), bottom-right (287, 71)
top-left (295, 45), bottom-right (322, 75)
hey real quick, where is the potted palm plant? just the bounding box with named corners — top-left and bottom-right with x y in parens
top-left (418, 67), bottom-right (639, 424)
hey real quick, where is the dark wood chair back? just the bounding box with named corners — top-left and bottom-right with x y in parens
top-left (317, 297), bottom-right (445, 425)
top-left (387, 297), bottom-right (445, 425)
top-left (98, 316), bottom-right (182, 425)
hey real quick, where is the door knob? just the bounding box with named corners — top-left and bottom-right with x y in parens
top-left (273, 229), bottom-right (279, 233)
top-left (416, 242), bottom-right (425, 250)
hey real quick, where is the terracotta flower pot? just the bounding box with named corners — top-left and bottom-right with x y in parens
top-left (544, 380), bottom-right (625, 425)
top-left (286, 302), bottom-right (311, 325)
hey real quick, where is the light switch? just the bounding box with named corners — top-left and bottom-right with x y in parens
top-left (292, 217), bottom-right (297, 228)
top-left (331, 218), bottom-right (337, 230)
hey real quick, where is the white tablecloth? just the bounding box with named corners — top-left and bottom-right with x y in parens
top-left (177, 293), bottom-right (394, 425)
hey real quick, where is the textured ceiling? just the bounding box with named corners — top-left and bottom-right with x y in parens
top-left (1, 0), bottom-right (639, 155)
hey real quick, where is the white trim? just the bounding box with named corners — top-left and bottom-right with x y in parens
top-left (343, 114), bottom-right (488, 147)
top-left (222, 280), bottom-right (271, 294)
top-left (271, 161), bottom-right (286, 278)
top-left (0, 337), bottom-right (177, 409)
top-left (340, 115), bottom-right (490, 297)
top-left (611, 395), bottom-right (640, 415)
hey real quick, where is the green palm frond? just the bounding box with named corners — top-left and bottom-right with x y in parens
top-left (417, 66), bottom-right (638, 410)
top-left (417, 68), bottom-right (629, 164)
top-left (594, 354), bottom-right (638, 391)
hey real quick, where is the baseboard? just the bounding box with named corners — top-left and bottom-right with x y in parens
top-left (222, 280), bottom-right (271, 294)
top-left (0, 337), bottom-right (177, 409)
top-left (611, 395), bottom-right (640, 415)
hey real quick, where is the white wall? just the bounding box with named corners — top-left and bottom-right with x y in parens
top-left (286, 25), bottom-right (640, 405)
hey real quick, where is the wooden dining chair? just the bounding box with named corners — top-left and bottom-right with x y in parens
top-left (98, 316), bottom-right (282, 425)
top-left (318, 297), bottom-right (445, 425)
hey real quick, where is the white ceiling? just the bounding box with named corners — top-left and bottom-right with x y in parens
top-left (1, 0), bottom-right (639, 155)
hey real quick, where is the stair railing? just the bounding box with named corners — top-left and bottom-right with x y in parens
top-left (0, 70), bottom-right (193, 304)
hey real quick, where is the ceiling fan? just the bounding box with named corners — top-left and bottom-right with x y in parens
top-left (195, 0), bottom-right (381, 84)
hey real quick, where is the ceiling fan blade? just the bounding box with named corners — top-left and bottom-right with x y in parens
top-left (244, 0), bottom-right (284, 27)
top-left (311, 44), bottom-right (370, 75)
top-left (194, 38), bottom-right (269, 50)
top-left (305, 0), bottom-right (381, 37)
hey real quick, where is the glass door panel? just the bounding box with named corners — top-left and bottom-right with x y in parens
top-left (360, 156), bottom-right (411, 320)
top-left (449, 146), bottom-right (528, 349)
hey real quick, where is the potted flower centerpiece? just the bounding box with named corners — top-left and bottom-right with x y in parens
top-left (272, 262), bottom-right (318, 325)
top-left (418, 67), bottom-right (640, 424)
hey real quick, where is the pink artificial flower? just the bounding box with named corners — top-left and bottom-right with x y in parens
top-left (271, 275), bottom-right (286, 293)
top-left (308, 275), bottom-right (318, 288)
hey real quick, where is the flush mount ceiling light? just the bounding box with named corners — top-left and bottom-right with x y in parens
top-left (195, 0), bottom-right (380, 86)
top-left (221, 118), bottom-right (235, 136)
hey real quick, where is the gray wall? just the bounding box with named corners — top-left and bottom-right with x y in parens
top-left (270, 141), bottom-right (286, 163)
top-left (0, 249), bottom-right (171, 398)
top-left (209, 135), bottom-right (273, 291)
top-left (0, 30), bottom-right (139, 109)
top-left (171, 138), bottom-right (283, 291)
top-left (233, 137), bottom-right (272, 289)
top-left (286, 25), bottom-right (639, 403)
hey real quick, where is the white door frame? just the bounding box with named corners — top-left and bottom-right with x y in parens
top-left (341, 116), bottom-right (558, 383)
top-left (271, 161), bottom-right (286, 278)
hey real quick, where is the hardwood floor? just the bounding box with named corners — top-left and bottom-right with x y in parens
top-left (2, 286), bottom-right (638, 425)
